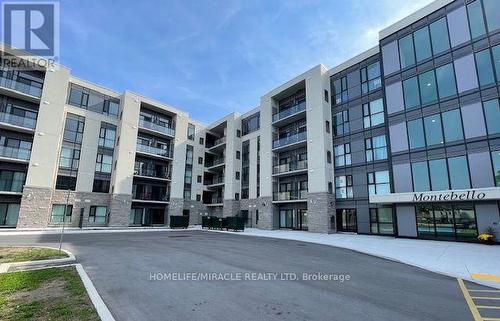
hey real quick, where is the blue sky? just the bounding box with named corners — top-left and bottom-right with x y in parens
top-left (59, 0), bottom-right (433, 124)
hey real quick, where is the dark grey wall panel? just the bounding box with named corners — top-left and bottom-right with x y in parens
top-left (389, 122), bottom-right (409, 153)
top-left (396, 205), bottom-right (417, 237)
top-left (393, 163), bottom-right (413, 193)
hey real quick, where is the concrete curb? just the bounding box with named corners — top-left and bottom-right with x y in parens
top-left (203, 229), bottom-right (500, 290)
top-left (75, 263), bottom-right (115, 321)
top-left (0, 246), bottom-right (76, 273)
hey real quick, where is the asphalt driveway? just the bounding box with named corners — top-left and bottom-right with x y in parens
top-left (0, 230), bottom-right (484, 321)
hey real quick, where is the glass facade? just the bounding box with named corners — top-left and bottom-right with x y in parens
top-left (416, 204), bottom-right (477, 240)
top-left (370, 208), bottom-right (394, 235)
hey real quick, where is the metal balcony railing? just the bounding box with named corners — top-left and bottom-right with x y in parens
top-left (0, 112), bottom-right (37, 129)
top-left (134, 168), bottom-right (171, 180)
top-left (206, 157), bottom-right (225, 167)
top-left (273, 190), bottom-right (308, 201)
top-left (273, 159), bottom-right (308, 174)
top-left (272, 101), bottom-right (306, 122)
top-left (0, 146), bottom-right (31, 160)
top-left (272, 131), bottom-right (307, 149)
top-left (138, 119), bottom-right (175, 136)
top-left (205, 176), bottom-right (224, 185)
top-left (207, 136), bottom-right (226, 148)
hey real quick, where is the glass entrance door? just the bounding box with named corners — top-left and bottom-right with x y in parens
top-left (336, 209), bottom-right (357, 232)
top-left (293, 209), bottom-right (308, 230)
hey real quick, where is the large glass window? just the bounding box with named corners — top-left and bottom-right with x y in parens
top-left (334, 143), bottom-right (351, 166)
top-left (95, 154), bottom-right (112, 173)
top-left (483, 99), bottom-right (500, 135)
top-left (335, 175), bottom-right (353, 199)
top-left (475, 49), bottom-right (496, 86)
top-left (429, 159), bottom-right (449, 191)
top-left (484, 0), bottom-right (500, 33)
top-left (419, 70), bottom-right (438, 104)
top-left (448, 156), bottom-right (470, 189)
top-left (63, 114), bottom-right (85, 144)
top-left (361, 62), bottom-right (381, 94)
top-left (370, 208), bottom-right (394, 235)
top-left (442, 109), bottom-right (464, 142)
top-left (368, 171), bottom-right (390, 196)
top-left (365, 135), bottom-right (387, 162)
top-left (399, 34), bottom-right (415, 69)
top-left (430, 18), bottom-right (450, 55)
top-left (424, 114), bottom-right (443, 146)
top-left (412, 161), bottom-right (430, 192)
top-left (187, 123), bottom-right (195, 141)
top-left (416, 204), bottom-right (477, 240)
top-left (467, 0), bottom-right (486, 38)
top-left (59, 147), bottom-right (80, 170)
top-left (436, 64), bottom-right (457, 99)
top-left (0, 170), bottom-right (26, 192)
top-left (98, 124), bottom-right (116, 149)
top-left (363, 99), bottom-right (384, 128)
top-left (493, 45), bottom-right (500, 82)
top-left (50, 204), bottom-right (73, 223)
top-left (403, 77), bottom-right (420, 109)
top-left (414, 27), bottom-right (432, 62)
top-left (333, 110), bottom-right (349, 136)
top-left (242, 113), bottom-right (260, 135)
top-left (67, 84), bottom-right (119, 118)
top-left (407, 119), bottom-right (426, 149)
top-left (0, 203), bottom-right (20, 227)
top-left (493, 151), bottom-right (500, 186)
top-left (89, 206), bottom-right (107, 223)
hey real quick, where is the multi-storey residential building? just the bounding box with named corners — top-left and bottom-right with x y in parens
top-left (1, 0), bottom-right (499, 242)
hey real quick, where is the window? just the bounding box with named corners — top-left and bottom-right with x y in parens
top-left (0, 170), bottom-right (26, 192)
top-left (467, 0), bottom-right (486, 38)
top-left (416, 203), bottom-right (477, 240)
top-left (363, 99), bottom-right (384, 128)
top-left (199, 137), bottom-right (204, 145)
top-left (63, 114), bottom-right (85, 143)
top-left (98, 124), bottom-right (116, 149)
top-left (492, 151), bottom-right (500, 186)
top-left (236, 129), bottom-right (241, 138)
top-left (196, 194), bottom-right (201, 201)
top-left (183, 145), bottom-right (193, 200)
top-left (334, 143), bottom-right (351, 166)
top-left (493, 45), bottom-right (500, 82)
top-left (435, 64), bottom-right (457, 99)
top-left (0, 203), bottom-right (20, 227)
top-left (370, 208), bottom-right (394, 235)
top-left (423, 114), bottom-right (444, 146)
top-left (56, 175), bottom-right (76, 190)
top-left (236, 151), bottom-right (240, 160)
top-left (442, 109), bottom-right (463, 142)
top-left (187, 123), bottom-right (195, 140)
top-left (327, 151), bottom-right (332, 164)
top-left (50, 204), bottom-right (72, 223)
top-left (95, 154), bottom-right (112, 173)
top-left (412, 161), bottom-right (430, 192)
top-left (365, 135), bottom-right (387, 162)
top-left (92, 179), bottom-right (110, 193)
top-left (89, 206), bottom-right (107, 223)
top-left (368, 171), bottom-right (390, 195)
top-left (448, 156), bottom-right (470, 189)
top-left (414, 27), bottom-right (432, 62)
top-left (399, 34), bottom-right (415, 69)
top-left (333, 77), bottom-right (348, 105)
top-left (328, 182), bottom-right (333, 194)
top-left (335, 176), bottom-right (353, 199)
top-left (484, 0), bottom-right (500, 33)
top-left (324, 89), bottom-right (329, 102)
top-left (183, 189), bottom-right (191, 200)
top-left (235, 193), bottom-right (240, 201)
top-left (198, 157), bottom-right (203, 164)
top-left (59, 147), bottom-right (80, 170)
top-left (333, 110), bottom-right (349, 135)
top-left (325, 120), bottom-right (330, 133)
top-left (475, 49), bottom-right (496, 86)
top-left (430, 18), bottom-right (450, 55)
top-left (236, 171), bottom-right (240, 180)
top-left (361, 61), bottom-right (381, 94)
top-left (197, 175), bottom-right (202, 183)
top-left (429, 159), bottom-right (449, 191)
top-left (418, 70), bottom-right (437, 104)
top-left (67, 84), bottom-right (119, 118)
top-left (483, 99), bottom-right (500, 135)
top-left (242, 113), bottom-right (260, 135)
top-left (408, 119), bottom-right (426, 149)
top-left (403, 77), bottom-right (420, 109)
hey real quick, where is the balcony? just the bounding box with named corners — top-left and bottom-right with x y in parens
top-left (134, 168), bottom-right (171, 180)
top-left (207, 137), bottom-right (226, 149)
top-left (273, 190), bottom-right (308, 202)
top-left (0, 112), bottom-right (36, 131)
top-left (205, 197), bottom-right (223, 206)
top-left (132, 192), bottom-right (169, 203)
top-left (0, 146), bottom-right (31, 161)
top-left (273, 160), bottom-right (308, 176)
top-left (272, 101), bottom-right (306, 124)
top-left (0, 75), bottom-right (43, 98)
top-left (205, 176), bottom-right (224, 186)
top-left (136, 144), bottom-right (173, 159)
top-left (138, 119), bottom-right (175, 137)
top-left (272, 131), bottom-right (307, 150)
top-left (206, 157), bottom-right (225, 168)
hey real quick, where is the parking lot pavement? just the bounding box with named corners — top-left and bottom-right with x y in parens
top-left (0, 230), bottom-right (493, 321)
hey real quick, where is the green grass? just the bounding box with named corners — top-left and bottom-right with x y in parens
top-left (0, 266), bottom-right (100, 321)
top-left (0, 247), bottom-right (68, 264)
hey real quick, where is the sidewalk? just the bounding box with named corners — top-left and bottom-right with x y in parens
top-left (0, 226), bottom-right (199, 236)
top-left (207, 228), bottom-right (500, 289)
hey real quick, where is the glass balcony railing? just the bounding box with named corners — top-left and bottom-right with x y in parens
top-left (136, 144), bottom-right (173, 158)
top-left (272, 101), bottom-right (306, 122)
top-left (206, 157), bottom-right (225, 167)
top-left (273, 190), bottom-right (308, 201)
top-left (0, 146), bottom-right (31, 160)
top-left (0, 76), bottom-right (43, 98)
top-left (134, 168), bottom-right (171, 180)
top-left (207, 137), bottom-right (226, 148)
top-left (132, 192), bottom-right (169, 202)
top-left (206, 197), bottom-right (223, 204)
top-left (273, 160), bottom-right (308, 174)
top-left (0, 112), bottom-right (37, 129)
top-left (138, 119), bottom-right (175, 136)
top-left (205, 176), bottom-right (224, 185)
top-left (272, 131), bottom-right (307, 149)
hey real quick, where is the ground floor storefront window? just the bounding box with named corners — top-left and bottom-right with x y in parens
top-left (279, 209), bottom-right (307, 230)
top-left (336, 209), bottom-right (357, 232)
top-left (416, 203), bottom-right (477, 240)
top-left (370, 208), bottom-right (394, 235)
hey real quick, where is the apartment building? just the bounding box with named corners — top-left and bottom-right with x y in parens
top-left (1, 0), bottom-right (499, 242)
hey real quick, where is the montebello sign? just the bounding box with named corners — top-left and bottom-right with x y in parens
top-left (369, 187), bottom-right (500, 204)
